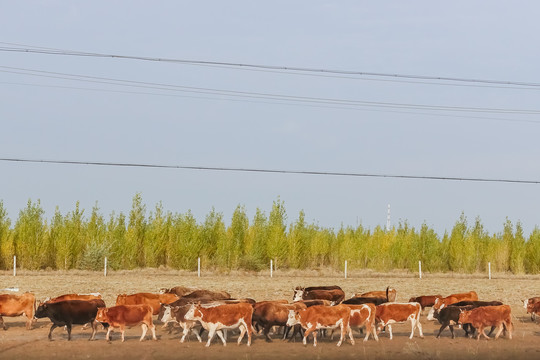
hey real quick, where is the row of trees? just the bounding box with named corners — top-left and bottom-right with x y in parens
top-left (0, 194), bottom-right (539, 273)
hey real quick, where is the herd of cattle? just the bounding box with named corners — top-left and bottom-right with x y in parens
top-left (0, 285), bottom-right (537, 346)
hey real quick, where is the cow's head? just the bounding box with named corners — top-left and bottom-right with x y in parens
top-left (34, 303), bottom-right (48, 319)
top-left (523, 299), bottom-right (529, 309)
top-left (159, 305), bottom-right (173, 323)
top-left (95, 308), bottom-right (108, 323)
top-left (457, 308), bottom-right (472, 325)
top-left (115, 294), bottom-right (126, 305)
top-left (293, 287), bottom-right (304, 302)
top-left (184, 302), bottom-right (202, 321)
top-left (286, 310), bottom-right (300, 327)
top-left (426, 303), bottom-right (444, 321)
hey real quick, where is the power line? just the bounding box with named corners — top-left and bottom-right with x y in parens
top-left (1, 42), bottom-right (540, 88)
top-left (2, 65), bottom-right (540, 116)
top-left (1, 157), bottom-right (538, 185)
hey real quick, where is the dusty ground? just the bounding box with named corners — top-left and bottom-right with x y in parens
top-left (1, 268), bottom-right (540, 359)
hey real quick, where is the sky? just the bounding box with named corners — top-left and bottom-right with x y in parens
top-left (1, 1), bottom-right (539, 236)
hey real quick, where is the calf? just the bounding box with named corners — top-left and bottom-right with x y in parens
top-left (34, 299), bottom-right (106, 340)
top-left (375, 302), bottom-right (423, 340)
top-left (408, 295), bottom-right (442, 310)
top-left (184, 302), bottom-right (253, 347)
top-left (115, 292), bottom-right (179, 315)
top-left (458, 305), bottom-right (513, 340)
top-left (0, 292), bottom-right (36, 330)
top-left (344, 303), bottom-right (378, 342)
top-left (526, 301), bottom-right (540, 320)
top-left (286, 304), bottom-right (354, 347)
top-left (95, 304), bottom-right (156, 342)
top-left (523, 297), bottom-right (540, 320)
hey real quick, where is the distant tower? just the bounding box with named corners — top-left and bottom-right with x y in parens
top-left (386, 204), bottom-right (391, 231)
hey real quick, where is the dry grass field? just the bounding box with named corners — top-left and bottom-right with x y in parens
top-left (1, 268), bottom-right (540, 359)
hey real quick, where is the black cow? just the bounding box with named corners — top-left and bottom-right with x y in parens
top-left (342, 296), bottom-right (387, 306)
top-left (449, 300), bottom-right (503, 307)
top-left (34, 299), bottom-right (106, 340)
top-left (433, 305), bottom-right (476, 338)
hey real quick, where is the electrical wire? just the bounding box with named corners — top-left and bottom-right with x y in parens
top-left (1, 42), bottom-right (540, 88)
top-left (0, 158), bottom-right (538, 185)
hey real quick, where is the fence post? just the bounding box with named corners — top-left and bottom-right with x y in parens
top-left (13, 255), bottom-right (16, 277)
top-left (419, 260), bottom-right (422, 279)
top-left (198, 257), bottom-right (201, 278)
top-left (104, 257), bottom-right (108, 277)
top-left (270, 259), bottom-right (273, 278)
top-left (344, 260), bottom-right (348, 279)
top-left (488, 262), bottom-right (491, 280)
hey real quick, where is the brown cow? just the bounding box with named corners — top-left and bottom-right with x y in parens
top-left (181, 290), bottom-right (231, 301)
top-left (95, 304), bottom-right (156, 342)
top-left (523, 297), bottom-right (540, 320)
top-left (115, 292), bottom-right (179, 315)
top-left (375, 302), bottom-right (423, 340)
top-left (409, 295), bottom-right (442, 310)
top-left (458, 305), bottom-right (513, 340)
top-left (252, 301), bottom-right (306, 342)
top-left (344, 303), bottom-right (378, 342)
top-left (427, 291), bottom-right (478, 320)
top-left (159, 286), bottom-right (195, 297)
top-left (45, 293), bottom-right (102, 303)
top-left (0, 292), bottom-right (36, 330)
top-left (356, 287), bottom-right (397, 302)
top-left (184, 302), bottom-right (253, 347)
top-left (292, 287), bottom-right (345, 304)
top-left (526, 301), bottom-right (540, 320)
top-left (286, 304), bottom-right (354, 347)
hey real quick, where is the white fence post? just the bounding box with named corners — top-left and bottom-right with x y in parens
top-left (270, 259), bottom-right (273, 278)
top-left (198, 257), bottom-right (201, 278)
top-left (104, 257), bottom-right (108, 277)
top-left (13, 255), bottom-right (16, 277)
top-left (419, 260), bottom-right (422, 279)
top-left (344, 260), bottom-right (348, 279)
top-left (488, 262), bottom-right (491, 280)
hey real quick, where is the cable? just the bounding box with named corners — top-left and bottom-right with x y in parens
top-left (0, 158), bottom-right (538, 185)
top-left (2, 65), bottom-right (540, 115)
top-left (1, 42), bottom-right (540, 88)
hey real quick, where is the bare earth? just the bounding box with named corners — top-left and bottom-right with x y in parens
top-left (1, 268), bottom-right (540, 359)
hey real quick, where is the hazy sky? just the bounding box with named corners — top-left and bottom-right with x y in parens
top-left (1, 1), bottom-right (539, 236)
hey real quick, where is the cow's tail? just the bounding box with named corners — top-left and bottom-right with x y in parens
top-left (386, 287), bottom-right (389, 302)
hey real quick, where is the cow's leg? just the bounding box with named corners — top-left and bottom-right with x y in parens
top-left (387, 324), bottom-right (393, 340)
top-left (216, 329), bottom-right (227, 346)
top-left (263, 323), bottom-right (273, 342)
top-left (150, 323), bottom-right (157, 341)
top-left (105, 327), bottom-right (113, 341)
top-left (282, 326), bottom-right (291, 340)
top-left (205, 326), bottom-right (218, 347)
top-left (416, 319), bottom-right (424, 338)
top-left (48, 324), bottom-right (58, 340)
top-left (237, 325), bottom-right (246, 345)
top-left (0, 316), bottom-right (6, 330)
top-left (180, 324), bottom-right (189, 343)
top-left (120, 325), bottom-right (126, 342)
top-left (89, 320), bottom-right (97, 341)
top-left (66, 323), bottom-right (73, 341)
top-left (371, 322), bottom-right (379, 341)
top-left (243, 320), bottom-right (252, 347)
top-left (479, 326), bottom-right (489, 340)
top-left (312, 329), bottom-right (318, 347)
top-left (436, 323), bottom-right (447, 338)
top-left (494, 324), bottom-right (504, 339)
top-left (140, 323), bottom-right (148, 341)
top-left (347, 325), bottom-right (355, 345)
top-left (303, 327), bottom-right (315, 346)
